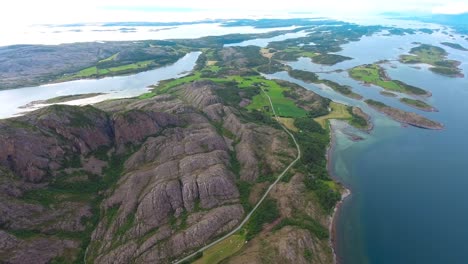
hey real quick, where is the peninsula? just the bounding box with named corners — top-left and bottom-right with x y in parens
top-left (19, 93), bottom-right (105, 109)
top-left (365, 99), bottom-right (443, 129)
top-left (288, 69), bottom-right (363, 100)
top-left (349, 64), bottom-right (430, 96)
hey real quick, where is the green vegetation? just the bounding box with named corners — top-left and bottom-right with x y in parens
top-left (349, 64), bottom-right (429, 96)
top-left (267, 24), bottom-right (384, 66)
top-left (295, 116), bottom-right (324, 133)
top-left (347, 106), bottom-right (369, 129)
top-left (380, 91), bottom-right (397, 97)
top-left (304, 248), bottom-right (314, 261)
top-left (237, 181), bottom-right (253, 211)
top-left (273, 49), bottom-right (353, 65)
top-left (60, 60), bottom-right (155, 81)
top-left (273, 214), bottom-right (328, 239)
top-left (214, 81), bottom-right (260, 106)
top-left (245, 199), bottom-right (280, 240)
top-left (41, 104), bottom-right (104, 128)
top-left (310, 54), bottom-right (352, 65)
top-left (141, 72), bottom-right (203, 98)
top-left (9, 229), bottom-right (42, 239)
top-left (288, 69), bottom-right (319, 83)
top-left (287, 69), bottom-right (362, 100)
top-left (440, 42), bottom-right (467, 51)
top-left (305, 178), bottom-right (341, 213)
top-left (365, 99), bottom-right (386, 108)
top-left (19, 146), bottom-right (133, 264)
top-left (180, 252), bottom-right (203, 264)
top-left (291, 114), bottom-right (341, 212)
top-left (314, 102), bottom-right (351, 129)
top-left (272, 46), bottom-right (317, 61)
top-left (400, 98), bottom-right (435, 111)
top-left (245, 78), bottom-right (307, 118)
top-left (399, 44), bottom-right (462, 77)
top-left (277, 117), bottom-right (298, 132)
top-left (320, 79), bottom-right (363, 99)
top-left (147, 70), bottom-right (308, 118)
top-left (193, 234), bottom-right (245, 264)
top-left (56, 44), bottom-right (186, 83)
top-left (365, 99), bottom-right (443, 129)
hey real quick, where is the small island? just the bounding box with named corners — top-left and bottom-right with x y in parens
top-left (365, 99), bottom-right (443, 130)
top-left (441, 42), bottom-right (468, 51)
top-left (348, 64), bottom-right (430, 96)
top-left (380, 91), bottom-right (397, 97)
top-left (288, 69), bottom-right (363, 99)
top-left (311, 54), bottom-right (353, 65)
top-left (399, 44), bottom-right (464, 77)
top-left (399, 98), bottom-right (437, 112)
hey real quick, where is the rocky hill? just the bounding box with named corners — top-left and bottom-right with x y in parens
top-left (0, 77), bottom-right (337, 263)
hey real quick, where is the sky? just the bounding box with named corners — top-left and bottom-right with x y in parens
top-left (1, 0), bottom-right (467, 26)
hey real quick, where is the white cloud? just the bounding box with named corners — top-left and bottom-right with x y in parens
top-left (432, 2), bottom-right (468, 14)
top-left (0, 0), bottom-right (466, 27)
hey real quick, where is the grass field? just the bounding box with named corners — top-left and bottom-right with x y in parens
top-left (314, 102), bottom-right (352, 128)
top-left (322, 180), bottom-right (339, 192)
top-left (277, 117), bottom-right (299, 131)
top-left (193, 234), bottom-right (245, 264)
top-left (243, 77), bottom-right (307, 118)
top-left (107, 60), bottom-right (154, 72)
top-left (283, 46), bottom-right (317, 58)
top-left (139, 74), bottom-right (306, 118)
top-left (349, 64), bottom-right (400, 90)
top-left (61, 60), bottom-right (155, 81)
top-left (260, 48), bottom-right (275, 59)
top-left (98, 53), bottom-right (119, 63)
top-left (138, 72), bottom-right (203, 99)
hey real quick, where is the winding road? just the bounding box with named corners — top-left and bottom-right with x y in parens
top-left (173, 87), bottom-right (302, 264)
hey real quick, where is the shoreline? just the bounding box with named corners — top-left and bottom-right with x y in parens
top-left (326, 120), bottom-right (352, 264)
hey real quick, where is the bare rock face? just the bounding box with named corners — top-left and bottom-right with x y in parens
top-left (113, 110), bottom-right (180, 145)
top-left (0, 230), bottom-right (79, 264)
top-left (0, 80), bottom-right (300, 263)
top-left (0, 105), bottom-right (113, 183)
top-left (88, 85), bottom-right (244, 263)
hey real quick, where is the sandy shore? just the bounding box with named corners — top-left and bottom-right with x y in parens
top-left (326, 121), bottom-right (352, 264)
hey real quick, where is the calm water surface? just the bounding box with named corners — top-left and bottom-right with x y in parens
top-left (0, 52), bottom-right (200, 118)
top-left (270, 31), bottom-right (468, 264)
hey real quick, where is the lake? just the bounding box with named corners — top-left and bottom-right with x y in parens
top-left (0, 52), bottom-right (200, 118)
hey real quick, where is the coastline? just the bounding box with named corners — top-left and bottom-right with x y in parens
top-left (326, 120), bottom-right (352, 264)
